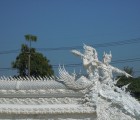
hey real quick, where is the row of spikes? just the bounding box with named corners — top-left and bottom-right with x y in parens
top-left (0, 75), bottom-right (59, 81)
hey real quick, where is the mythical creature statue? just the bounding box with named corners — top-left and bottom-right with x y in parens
top-left (98, 51), bottom-right (132, 85)
top-left (71, 44), bottom-right (99, 81)
top-left (58, 44), bottom-right (140, 120)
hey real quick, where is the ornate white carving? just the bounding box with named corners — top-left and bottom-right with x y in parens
top-left (0, 80), bottom-right (67, 90)
top-left (0, 98), bottom-right (81, 105)
top-left (0, 89), bottom-right (75, 94)
top-left (72, 44), bottom-right (99, 80)
top-left (0, 106), bottom-right (95, 114)
top-left (0, 89), bottom-right (85, 99)
top-left (58, 118), bottom-right (90, 120)
top-left (0, 76), bottom-right (56, 81)
top-left (98, 51), bottom-right (132, 83)
top-left (70, 44), bottom-right (140, 120)
top-left (58, 66), bottom-right (93, 90)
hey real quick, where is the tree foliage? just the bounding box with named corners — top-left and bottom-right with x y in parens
top-left (117, 77), bottom-right (140, 101)
top-left (24, 34), bottom-right (37, 42)
top-left (12, 35), bottom-right (54, 77)
top-left (123, 66), bottom-right (134, 76)
top-left (116, 66), bottom-right (140, 101)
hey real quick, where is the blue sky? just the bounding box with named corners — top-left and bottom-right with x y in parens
top-left (0, 0), bottom-right (140, 77)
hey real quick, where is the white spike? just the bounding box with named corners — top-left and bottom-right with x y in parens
top-left (103, 51), bottom-right (106, 56)
top-left (23, 77), bottom-right (26, 81)
top-left (3, 76), bottom-right (7, 80)
top-left (110, 51), bottom-right (112, 57)
top-left (56, 76), bottom-right (59, 80)
top-left (39, 76), bottom-right (43, 81)
top-left (19, 76), bottom-right (22, 81)
top-left (30, 76), bottom-right (33, 81)
top-left (33, 77), bottom-right (35, 81)
top-left (43, 76), bottom-right (45, 81)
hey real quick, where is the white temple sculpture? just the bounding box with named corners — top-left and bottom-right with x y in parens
top-left (0, 44), bottom-right (140, 120)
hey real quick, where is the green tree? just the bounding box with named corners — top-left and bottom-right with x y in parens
top-left (24, 34), bottom-right (37, 76)
top-left (12, 36), bottom-right (54, 77)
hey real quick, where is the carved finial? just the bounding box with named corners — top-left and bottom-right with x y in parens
top-left (109, 51), bottom-right (112, 58)
top-left (103, 51), bottom-right (106, 57)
